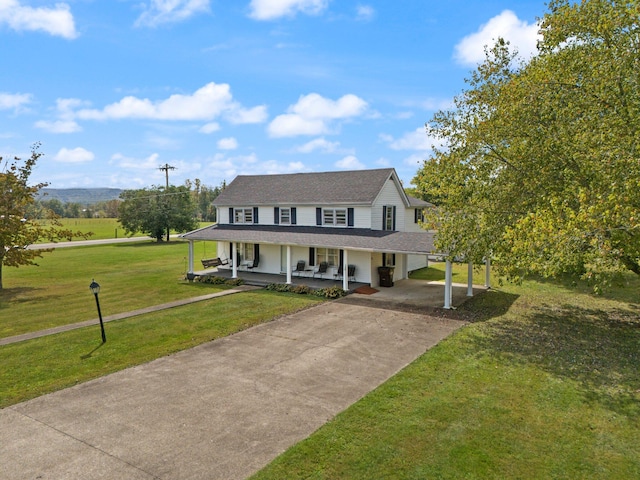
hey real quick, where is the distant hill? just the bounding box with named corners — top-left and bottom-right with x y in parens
top-left (37, 188), bottom-right (123, 205)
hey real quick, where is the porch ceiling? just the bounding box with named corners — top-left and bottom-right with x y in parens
top-left (181, 224), bottom-right (439, 255)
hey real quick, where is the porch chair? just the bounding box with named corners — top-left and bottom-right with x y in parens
top-left (347, 264), bottom-right (356, 281)
top-left (313, 261), bottom-right (329, 280)
top-left (292, 260), bottom-right (306, 277)
top-left (333, 262), bottom-right (344, 280)
top-left (246, 255), bottom-right (260, 271)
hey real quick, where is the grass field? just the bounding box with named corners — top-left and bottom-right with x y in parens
top-left (251, 268), bottom-right (640, 479)
top-left (38, 218), bottom-right (214, 241)
top-left (0, 240), bottom-right (217, 337)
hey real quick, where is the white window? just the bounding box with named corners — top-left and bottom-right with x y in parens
top-left (384, 206), bottom-right (395, 231)
top-left (242, 243), bottom-right (254, 262)
top-left (279, 207), bottom-right (291, 225)
top-left (234, 208), bottom-right (253, 224)
top-left (323, 208), bottom-right (347, 226)
top-left (316, 248), bottom-right (339, 267)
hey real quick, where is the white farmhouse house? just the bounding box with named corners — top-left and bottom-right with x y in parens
top-left (181, 168), bottom-right (438, 291)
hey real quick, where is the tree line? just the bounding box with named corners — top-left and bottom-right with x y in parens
top-left (31, 180), bottom-right (224, 221)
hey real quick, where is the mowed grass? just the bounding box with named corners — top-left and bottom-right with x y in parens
top-left (0, 240), bottom-right (218, 338)
top-left (0, 290), bottom-right (322, 407)
top-left (251, 265), bottom-right (640, 480)
top-left (38, 218), bottom-right (214, 241)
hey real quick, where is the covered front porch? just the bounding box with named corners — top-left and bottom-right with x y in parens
top-left (191, 266), bottom-right (370, 291)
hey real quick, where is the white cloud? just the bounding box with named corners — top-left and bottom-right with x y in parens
top-left (248, 0), bottom-right (328, 20)
top-left (73, 82), bottom-right (262, 125)
top-left (35, 119), bottom-right (81, 133)
top-left (53, 147), bottom-right (94, 163)
top-left (381, 127), bottom-right (437, 151)
top-left (454, 10), bottom-right (540, 66)
top-left (111, 152), bottom-right (160, 170)
top-left (225, 105), bottom-right (268, 124)
top-left (268, 93), bottom-right (368, 137)
top-left (294, 137), bottom-right (340, 153)
top-left (356, 4), bottom-right (374, 21)
top-left (199, 122), bottom-right (220, 134)
top-left (135, 0), bottom-right (210, 27)
top-left (0, 0), bottom-right (77, 39)
top-left (217, 137), bottom-right (238, 150)
top-left (0, 92), bottom-right (32, 111)
top-left (335, 155), bottom-right (364, 170)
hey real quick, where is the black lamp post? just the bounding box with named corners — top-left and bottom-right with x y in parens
top-left (89, 279), bottom-right (106, 343)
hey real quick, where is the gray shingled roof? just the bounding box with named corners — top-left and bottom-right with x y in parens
top-left (181, 224), bottom-right (438, 255)
top-left (213, 168), bottom-right (399, 206)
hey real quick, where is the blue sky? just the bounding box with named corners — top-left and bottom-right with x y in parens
top-left (1, 0), bottom-right (546, 190)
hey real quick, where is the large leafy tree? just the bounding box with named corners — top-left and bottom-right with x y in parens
top-left (414, 0), bottom-right (640, 287)
top-left (118, 185), bottom-right (198, 242)
top-left (0, 146), bottom-right (88, 290)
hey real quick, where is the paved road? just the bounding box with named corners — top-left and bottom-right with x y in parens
top-left (0, 300), bottom-right (466, 480)
top-left (29, 236), bottom-right (172, 249)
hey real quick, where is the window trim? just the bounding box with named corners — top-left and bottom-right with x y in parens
top-left (316, 247), bottom-right (339, 267)
top-left (234, 207), bottom-right (254, 224)
top-left (279, 207), bottom-right (291, 225)
top-left (323, 208), bottom-right (348, 227)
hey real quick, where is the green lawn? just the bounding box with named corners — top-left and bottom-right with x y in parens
top-left (0, 240), bottom-right (216, 338)
top-left (38, 218), bottom-right (214, 241)
top-left (251, 266), bottom-right (640, 479)
top-left (0, 290), bottom-right (322, 407)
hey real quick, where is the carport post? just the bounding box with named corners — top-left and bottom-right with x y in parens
top-left (485, 257), bottom-right (491, 288)
top-left (467, 261), bottom-right (474, 297)
top-left (444, 259), bottom-right (452, 309)
top-left (286, 245), bottom-right (292, 284)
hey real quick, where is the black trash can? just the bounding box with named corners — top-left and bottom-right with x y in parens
top-left (378, 266), bottom-right (394, 287)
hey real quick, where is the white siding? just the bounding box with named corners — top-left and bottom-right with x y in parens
top-left (371, 179), bottom-right (407, 231)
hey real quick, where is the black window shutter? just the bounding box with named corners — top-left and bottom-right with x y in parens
top-left (229, 207), bottom-right (234, 224)
top-left (347, 208), bottom-right (354, 227)
top-left (291, 207), bottom-right (297, 225)
top-left (316, 208), bottom-right (322, 226)
top-left (392, 206), bottom-right (396, 231)
top-left (382, 206), bottom-right (387, 231)
top-left (382, 253), bottom-right (387, 266)
top-left (254, 243), bottom-right (260, 259)
top-left (392, 254), bottom-right (396, 265)
top-left (339, 250), bottom-right (344, 269)
top-left (414, 208), bottom-right (419, 223)
top-left (274, 207), bottom-right (280, 225)
top-left (309, 247), bottom-right (315, 266)
top-left (229, 242), bottom-right (233, 260)
top-left (253, 207), bottom-right (259, 224)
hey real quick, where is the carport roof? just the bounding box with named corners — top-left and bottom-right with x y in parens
top-left (181, 224), bottom-right (439, 255)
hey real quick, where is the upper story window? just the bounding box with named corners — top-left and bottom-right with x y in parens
top-left (234, 208), bottom-right (254, 224)
top-left (316, 207), bottom-right (354, 227)
top-left (323, 208), bottom-right (347, 226)
top-left (274, 207), bottom-right (296, 225)
top-left (280, 207), bottom-right (291, 225)
top-left (383, 205), bottom-right (396, 231)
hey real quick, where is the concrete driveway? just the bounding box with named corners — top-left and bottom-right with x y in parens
top-left (1, 301), bottom-right (465, 480)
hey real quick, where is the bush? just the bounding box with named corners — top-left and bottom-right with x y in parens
top-left (313, 286), bottom-right (347, 299)
top-left (265, 283), bottom-right (346, 298)
top-left (194, 275), bottom-right (244, 286)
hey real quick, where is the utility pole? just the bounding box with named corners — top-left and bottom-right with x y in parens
top-left (158, 163), bottom-right (176, 242)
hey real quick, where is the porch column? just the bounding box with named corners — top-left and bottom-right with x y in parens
top-left (188, 241), bottom-right (194, 273)
top-left (444, 259), bottom-right (453, 309)
top-left (232, 242), bottom-right (238, 279)
top-left (286, 245), bottom-right (292, 284)
top-left (467, 261), bottom-right (474, 297)
top-left (342, 249), bottom-right (349, 291)
top-left (485, 257), bottom-right (491, 288)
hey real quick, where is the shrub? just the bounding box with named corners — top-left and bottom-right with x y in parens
top-left (314, 286), bottom-right (347, 299)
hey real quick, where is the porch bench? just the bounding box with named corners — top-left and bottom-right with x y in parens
top-left (201, 257), bottom-right (228, 269)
